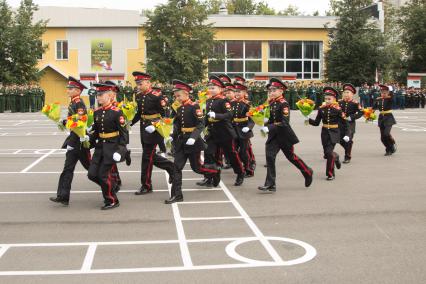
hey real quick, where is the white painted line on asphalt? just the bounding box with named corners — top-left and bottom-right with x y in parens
top-left (181, 216), bottom-right (244, 221)
top-left (20, 149), bottom-right (56, 173)
top-left (0, 245), bottom-right (9, 259)
top-left (219, 181), bottom-right (284, 264)
top-left (164, 171), bottom-right (193, 268)
top-left (12, 149), bottom-right (22, 154)
top-left (81, 244), bottom-right (97, 272)
top-left (13, 121), bottom-right (29, 126)
top-left (0, 188), bottom-right (222, 195)
top-left (179, 201), bottom-right (232, 205)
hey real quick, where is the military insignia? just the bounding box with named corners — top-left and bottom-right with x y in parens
top-left (283, 107), bottom-right (289, 115)
top-left (119, 116), bottom-right (125, 125)
top-left (225, 102), bottom-right (231, 109)
top-left (196, 108), bottom-right (203, 117)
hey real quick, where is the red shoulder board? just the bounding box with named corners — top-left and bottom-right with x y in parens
top-left (152, 90), bottom-right (161, 96)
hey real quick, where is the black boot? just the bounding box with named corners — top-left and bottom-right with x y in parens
top-left (258, 185), bottom-right (276, 192)
top-left (212, 169), bottom-right (221, 187)
top-left (234, 174), bottom-right (244, 186)
top-left (135, 187), bottom-right (153, 195)
top-left (164, 195), bottom-right (184, 204)
top-left (101, 202), bottom-right (120, 210)
top-left (335, 157), bottom-right (341, 169)
top-left (49, 196), bottom-right (69, 206)
top-left (304, 169), bottom-right (313, 188)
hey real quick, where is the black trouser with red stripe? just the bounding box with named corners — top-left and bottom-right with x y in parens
top-left (247, 140), bottom-right (256, 169)
top-left (171, 151), bottom-right (219, 197)
top-left (264, 140), bottom-right (312, 186)
top-left (205, 139), bottom-right (244, 175)
top-left (379, 125), bottom-right (395, 152)
top-left (322, 138), bottom-right (339, 178)
top-left (57, 147), bottom-right (91, 201)
top-left (88, 157), bottom-right (118, 205)
top-left (141, 142), bottom-right (174, 190)
top-left (236, 138), bottom-right (254, 175)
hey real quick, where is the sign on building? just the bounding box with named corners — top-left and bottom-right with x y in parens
top-left (91, 39), bottom-right (112, 72)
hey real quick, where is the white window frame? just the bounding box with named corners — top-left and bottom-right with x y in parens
top-left (267, 41), bottom-right (323, 80)
top-left (55, 40), bottom-right (69, 61)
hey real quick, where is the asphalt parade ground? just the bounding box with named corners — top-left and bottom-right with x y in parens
top-left (0, 110), bottom-right (425, 283)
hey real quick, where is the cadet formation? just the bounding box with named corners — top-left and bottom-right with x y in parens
top-left (42, 72), bottom-right (413, 210)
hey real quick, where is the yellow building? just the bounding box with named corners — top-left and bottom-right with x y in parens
top-left (34, 6), bottom-right (336, 104)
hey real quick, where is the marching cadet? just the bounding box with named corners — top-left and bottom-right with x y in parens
top-left (87, 82), bottom-right (128, 210)
top-left (166, 80), bottom-right (221, 204)
top-left (374, 85), bottom-right (397, 156)
top-left (131, 72), bottom-right (174, 195)
top-left (198, 76), bottom-right (245, 187)
top-left (258, 78), bottom-right (313, 192)
top-left (232, 82), bottom-right (255, 177)
top-left (49, 77), bottom-right (91, 206)
top-left (338, 83), bottom-right (364, 163)
top-left (307, 87), bottom-right (350, 180)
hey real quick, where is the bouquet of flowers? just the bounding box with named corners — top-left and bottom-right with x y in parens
top-left (296, 98), bottom-right (315, 117)
top-left (153, 117), bottom-right (174, 138)
top-left (247, 104), bottom-right (270, 126)
top-left (197, 90), bottom-right (208, 111)
top-left (363, 108), bottom-right (377, 123)
top-left (65, 114), bottom-right (90, 148)
top-left (117, 100), bottom-right (137, 123)
top-left (42, 102), bottom-right (66, 131)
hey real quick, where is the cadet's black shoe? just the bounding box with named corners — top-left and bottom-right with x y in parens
top-left (196, 178), bottom-right (211, 186)
top-left (384, 151), bottom-right (392, 156)
top-left (125, 150), bottom-right (132, 166)
top-left (264, 164), bottom-right (268, 168)
top-left (212, 170), bottom-right (221, 187)
top-left (49, 197), bottom-right (69, 206)
top-left (234, 174), bottom-right (244, 186)
top-left (117, 179), bottom-right (122, 186)
top-left (343, 158), bottom-right (351, 164)
top-left (223, 164), bottom-right (232, 170)
top-left (245, 172), bottom-right (254, 178)
top-left (164, 195), bottom-right (183, 204)
top-left (135, 187), bottom-right (153, 195)
top-left (258, 185), bottom-right (276, 191)
top-left (326, 176), bottom-right (335, 181)
top-left (305, 170), bottom-right (313, 188)
top-left (101, 202), bottom-right (120, 210)
top-left (335, 158), bottom-right (341, 169)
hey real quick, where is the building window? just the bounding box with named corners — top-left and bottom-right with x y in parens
top-left (268, 41), bottom-right (322, 80)
top-left (56, 40), bottom-right (68, 60)
top-left (208, 40), bottom-right (262, 79)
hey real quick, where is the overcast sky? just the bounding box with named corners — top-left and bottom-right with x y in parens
top-left (6, 0), bottom-right (331, 15)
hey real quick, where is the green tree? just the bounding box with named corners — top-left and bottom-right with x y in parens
top-left (143, 0), bottom-right (216, 83)
top-left (278, 5), bottom-right (303, 16)
top-left (0, 0), bottom-right (14, 84)
top-left (398, 0), bottom-right (426, 73)
top-left (255, 1), bottom-right (276, 15)
top-left (325, 0), bottom-right (385, 85)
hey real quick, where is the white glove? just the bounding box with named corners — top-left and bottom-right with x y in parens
top-left (79, 135), bottom-right (89, 142)
top-left (261, 126), bottom-right (269, 134)
top-left (145, 125), bottom-right (156, 133)
top-left (343, 136), bottom-right (350, 143)
top-left (347, 116), bottom-right (352, 122)
top-left (263, 117), bottom-right (269, 123)
top-left (208, 112), bottom-right (216, 118)
top-left (186, 138), bottom-right (195, 145)
top-left (113, 152), bottom-right (121, 162)
top-left (242, 127), bottom-right (250, 133)
top-left (66, 145), bottom-right (74, 151)
top-left (87, 126), bottom-right (93, 133)
top-left (166, 137), bottom-right (173, 143)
